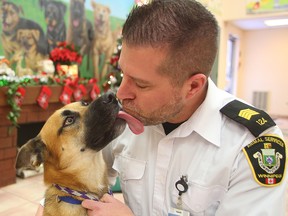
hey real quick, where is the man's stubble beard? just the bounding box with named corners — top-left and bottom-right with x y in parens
top-left (122, 93), bottom-right (184, 126)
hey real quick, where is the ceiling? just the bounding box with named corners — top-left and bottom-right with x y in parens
top-left (230, 16), bottom-right (288, 30)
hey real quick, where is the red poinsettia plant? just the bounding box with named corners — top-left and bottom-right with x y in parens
top-left (49, 42), bottom-right (82, 65)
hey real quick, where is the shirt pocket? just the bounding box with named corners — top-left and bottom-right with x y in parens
top-left (172, 182), bottom-right (227, 216)
top-left (113, 154), bottom-right (146, 215)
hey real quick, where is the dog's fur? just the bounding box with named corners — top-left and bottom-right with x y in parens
top-left (16, 93), bottom-right (126, 216)
top-left (1, 1), bottom-right (47, 65)
top-left (67, 0), bottom-right (94, 57)
top-left (91, 1), bottom-right (118, 80)
top-left (40, 0), bottom-right (67, 53)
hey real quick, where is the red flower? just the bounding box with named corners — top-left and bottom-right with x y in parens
top-left (49, 42), bottom-right (82, 65)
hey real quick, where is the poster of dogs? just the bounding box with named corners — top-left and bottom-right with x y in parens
top-left (0, 0), bottom-right (135, 79)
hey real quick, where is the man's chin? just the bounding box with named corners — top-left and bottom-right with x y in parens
top-left (140, 117), bottom-right (165, 126)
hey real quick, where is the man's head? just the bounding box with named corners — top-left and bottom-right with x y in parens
top-left (117, 0), bottom-right (218, 125)
top-left (122, 0), bottom-right (219, 85)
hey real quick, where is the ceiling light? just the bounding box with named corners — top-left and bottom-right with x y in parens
top-left (264, 19), bottom-right (288, 27)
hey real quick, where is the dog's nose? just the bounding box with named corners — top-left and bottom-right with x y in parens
top-left (103, 92), bottom-right (116, 104)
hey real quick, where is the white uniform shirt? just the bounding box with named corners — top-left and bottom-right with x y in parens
top-left (103, 79), bottom-right (287, 216)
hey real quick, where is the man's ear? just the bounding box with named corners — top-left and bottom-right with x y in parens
top-left (15, 136), bottom-right (46, 170)
top-left (184, 73), bottom-right (207, 99)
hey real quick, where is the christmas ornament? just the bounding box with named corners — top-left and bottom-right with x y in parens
top-left (37, 86), bottom-right (52, 109)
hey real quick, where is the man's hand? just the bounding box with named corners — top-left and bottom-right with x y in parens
top-left (82, 194), bottom-right (134, 216)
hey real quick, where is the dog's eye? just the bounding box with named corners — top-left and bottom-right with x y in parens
top-left (64, 116), bottom-right (75, 127)
top-left (81, 101), bottom-right (89, 106)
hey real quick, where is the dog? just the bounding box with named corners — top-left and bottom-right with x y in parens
top-left (67, 0), bottom-right (94, 57)
top-left (91, 1), bottom-right (119, 80)
top-left (16, 93), bottom-right (128, 215)
top-left (40, 0), bottom-right (67, 53)
top-left (15, 28), bottom-right (47, 73)
top-left (1, 1), bottom-right (23, 59)
top-left (1, 1), bottom-right (47, 65)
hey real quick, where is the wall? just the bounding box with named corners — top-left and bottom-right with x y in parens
top-left (217, 22), bottom-right (245, 90)
top-left (217, 0), bottom-right (288, 116)
top-left (222, 0), bottom-right (288, 21)
top-left (238, 28), bottom-right (288, 116)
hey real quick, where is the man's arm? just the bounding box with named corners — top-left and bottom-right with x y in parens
top-left (216, 151), bottom-right (287, 215)
top-left (35, 205), bottom-right (44, 216)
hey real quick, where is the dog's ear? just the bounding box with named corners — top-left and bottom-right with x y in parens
top-left (38, 0), bottom-right (47, 10)
top-left (31, 29), bottom-right (40, 42)
top-left (16, 136), bottom-right (46, 170)
top-left (17, 4), bottom-right (24, 15)
top-left (106, 6), bottom-right (111, 14)
top-left (16, 29), bottom-right (24, 41)
top-left (91, 0), bottom-right (96, 9)
top-left (59, 2), bottom-right (67, 14)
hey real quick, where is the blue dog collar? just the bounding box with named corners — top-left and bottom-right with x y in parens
top-left (53, 184), bottom-right (113, 205)
top-left (57, 196), bottom-right (82, 205)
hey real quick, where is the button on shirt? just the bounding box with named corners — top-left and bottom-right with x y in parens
top-left (103, 79), bottom-right (286, 216)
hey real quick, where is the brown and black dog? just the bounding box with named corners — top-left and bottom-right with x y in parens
top-left (16, 93), bottom-right (129, 216)
top-left (1, 1), bottom-right (47, 64)
top-left (15, 28), bottom-right (47, 73)
top-left (40, 0), bottom-right (67, 53)
top-left (66, 0), bottom-right (94, 57)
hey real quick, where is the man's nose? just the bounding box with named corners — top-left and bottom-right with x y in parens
top-left (116, 76), bottom-right (134, 101)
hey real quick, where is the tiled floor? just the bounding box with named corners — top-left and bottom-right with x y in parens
top-left (0, 174), bottom-right (45, 216)
top-left (0, 116), bottom-right (288, 216)
top-left (0, 174), bottom-right (124, 216)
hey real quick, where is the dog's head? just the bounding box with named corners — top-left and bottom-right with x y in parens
top-left (16, 92), bottom-right (143, 173)
top-left (91, 1), bottom-right (111, 30)
top-left (70, 0), bottom-right (85, 29)
top-left (43, 1), bottom-right (66, 31)
top-left (16, 29), bottom-right (39, 52)
top-left (1, 2), bottom-right (23, 34)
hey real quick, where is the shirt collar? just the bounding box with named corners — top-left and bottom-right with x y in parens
top-left (178, 78), bottom-right (232, 147)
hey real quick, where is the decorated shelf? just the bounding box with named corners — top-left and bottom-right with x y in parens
top-left (0, 84), bottom-right (93, 106)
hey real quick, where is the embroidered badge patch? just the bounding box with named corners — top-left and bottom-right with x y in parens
top-left (243, 135), bottom-right (286, 186)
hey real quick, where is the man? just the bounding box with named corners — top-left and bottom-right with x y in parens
top-left (37, 0), bottom-right (287, 215)
top-left (81, 0), bottom-right (287, 215)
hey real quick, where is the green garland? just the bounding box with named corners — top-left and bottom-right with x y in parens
top-left (6, 82), bottom-right (23, 127)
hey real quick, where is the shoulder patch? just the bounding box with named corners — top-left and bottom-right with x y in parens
top-left (220, 100), bottom-right (276, 137)
top-left (243, 135), bottom-right (286, 187)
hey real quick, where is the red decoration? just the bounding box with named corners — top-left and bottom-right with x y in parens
top-left (59, 85), bottom-right (74, 105)
top-left (110, 56), bottom-right (119, 67)
top-left (14, 87), bottom-right (26, 107)
top-left (49, 42), bottom-right (82, 65)
top-left (90, 84), bottom-right (101, 100)
top-left (88, 78), bottom-right (100, 100)
top-left (73, 84), bottom-right (87, 101)
top-left (37, 86), bottom-right (52, 109)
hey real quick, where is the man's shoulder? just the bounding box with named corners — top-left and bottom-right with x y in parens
top-left (220, 99), bottom-right (276, 137)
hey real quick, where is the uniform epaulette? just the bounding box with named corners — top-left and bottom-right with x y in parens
top-left (220, 100), bottom-right (276, 137)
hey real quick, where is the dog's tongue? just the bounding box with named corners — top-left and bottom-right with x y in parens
top-left (117, 111), bottom-right (144, 135)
